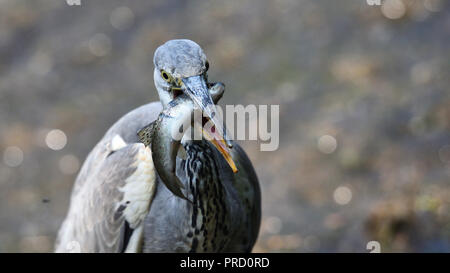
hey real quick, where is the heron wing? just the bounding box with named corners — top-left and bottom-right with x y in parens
top-left (55, 139), bottom-right (156, 253)
top-left (224, 143), bottom-right (261, 252)
top-left (55, 102), bottom-right (163, 253)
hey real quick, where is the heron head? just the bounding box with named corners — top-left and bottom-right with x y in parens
top-left (152, 39), bottom-right (236, 173)
top-left (153, 39), bottom-right (207, 106)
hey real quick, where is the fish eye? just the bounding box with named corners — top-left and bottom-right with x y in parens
top-left (160, 70), bottom-right (172, 83)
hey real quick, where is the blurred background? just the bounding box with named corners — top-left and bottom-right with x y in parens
top-left (0, 0), bottom-right (449, 252)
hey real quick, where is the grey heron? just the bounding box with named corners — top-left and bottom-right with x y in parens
top-left (55, 39), bottom-right (261, 253)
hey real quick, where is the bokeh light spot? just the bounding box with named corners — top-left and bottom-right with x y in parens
top-left (324, 213), bottom-right (345, 230)
top-left (333, 186), bottom-right (352, 205)
top-left (59, 154), bottom-right (80, 175)
top-left (264, 216), bottom-right (282, 234)
top-left (318, 135), bottom-right (337, 154)
top-left (284, 234), bottom-right (302, 250)
top-left (3, 146), bottom-right (24, 167)
top-left (45, 129), bottom-right (67, 151)
top-left (381, 0), bottom-right (406, 20)
top-left (110, 6), bottom-right (135, 30)
top-left (266, 235), bottom-right (284, 250)
top-left (89, 33), bottom-right (112, 57)
top-left (424, 0), bottom-right (443, 12)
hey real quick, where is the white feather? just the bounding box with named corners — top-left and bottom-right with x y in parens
top-left (118, 145), bottom-right (156, 229)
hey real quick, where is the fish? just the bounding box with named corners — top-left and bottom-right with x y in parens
top-left (137, 82), bottom-right (236, 202)
top-left (138, 94), bottom-right (195, 202)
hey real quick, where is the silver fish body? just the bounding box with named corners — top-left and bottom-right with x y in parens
top-left (150, 94), bottom-right (195, 202)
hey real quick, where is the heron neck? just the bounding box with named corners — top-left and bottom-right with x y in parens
top-left (181, 141), bottom-right (232, 252)
top-left (182, 141), bottom-right (224, 198)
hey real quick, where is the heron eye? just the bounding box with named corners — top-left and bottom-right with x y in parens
top-left (160, 70), bottom-right (172, 83)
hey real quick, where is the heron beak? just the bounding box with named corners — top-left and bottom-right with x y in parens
top-left (182, 75), bottom-right (238, 173)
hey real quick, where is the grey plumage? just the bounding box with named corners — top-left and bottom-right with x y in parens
top-left (55, 39), bottom-right (261, 253)
top-left (153, 39), bottom-right (207, 79)
top-left (55, 103), bottom-right (162, 252)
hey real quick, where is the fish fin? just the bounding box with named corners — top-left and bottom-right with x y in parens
top-left (137, 122), bottom-right (155, 147)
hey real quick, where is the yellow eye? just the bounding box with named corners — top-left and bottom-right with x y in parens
top-left (160, 70), bottom-right (172, 83)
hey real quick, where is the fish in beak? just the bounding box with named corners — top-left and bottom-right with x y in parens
top-left (182, 75), bottom-right (238, 173)
top-left (139, 86), bottom-right (237, 202)
top-left (144, 96), bottom-right (194, 202)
